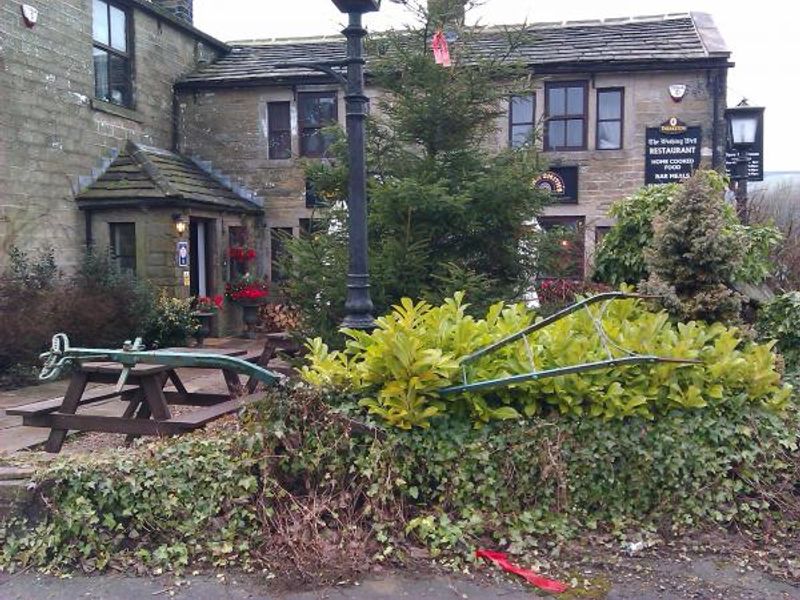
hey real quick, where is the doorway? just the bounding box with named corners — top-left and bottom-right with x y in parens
top-left (189, 218), bottom-right (214, 297)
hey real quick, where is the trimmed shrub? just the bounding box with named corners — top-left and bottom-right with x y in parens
top-left (301, 293), bottom-right (790, 429)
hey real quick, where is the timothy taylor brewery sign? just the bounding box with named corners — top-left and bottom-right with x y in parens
top-left (645, 117), bottom-right (701, 184)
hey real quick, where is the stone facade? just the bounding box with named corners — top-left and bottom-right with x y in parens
top-left (0, 0), bottom-right (224, 270)
top-left (177, 66), bottom-right (727, 276)
top-left (177, 84), bottom-right (361, 281)
top-left (490, 68), bottom-right (728, 268)
top-left (2, 5), bottom-right (733, 302)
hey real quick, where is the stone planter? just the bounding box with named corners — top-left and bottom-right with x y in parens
top-left (236, 300), bottom-right (265, 339)
top-left (192, 312), bottom-right (215, 347)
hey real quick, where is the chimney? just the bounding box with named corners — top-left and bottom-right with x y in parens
top-left (428, 0), bottom-right (466, 26)
top-left (153, 0), bottom-right (193, 25)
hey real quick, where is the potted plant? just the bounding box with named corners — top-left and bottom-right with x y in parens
top-left (191, 294), bottom-right (223, 346)
top-left (225, 274), bottom-right (269, 338)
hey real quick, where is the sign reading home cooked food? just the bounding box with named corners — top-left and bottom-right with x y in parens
top-left (645, 117), bottom-right (701, 184)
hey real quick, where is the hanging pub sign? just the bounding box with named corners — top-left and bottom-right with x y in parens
top-left (644, 117), bottom-right (702, 184)
top-left (533, 166), bottom-right (578, 203)
top-left (724, 113), bottom-right (764, 182)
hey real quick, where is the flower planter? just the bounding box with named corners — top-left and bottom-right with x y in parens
top-left (236, 300), bottom-right (265, 339)
top-left (192, 312), bottom-right (215, 347)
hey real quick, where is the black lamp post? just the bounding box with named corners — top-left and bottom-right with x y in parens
top-left (331, 0), bottom-right (379, 330)
top-left (725, 100), bottom-right (764, 225)
top-left (273, 1), bottom-right (379, 329)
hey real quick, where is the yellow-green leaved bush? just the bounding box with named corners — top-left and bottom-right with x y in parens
top-left (300, 293), bottom-right (791, 429)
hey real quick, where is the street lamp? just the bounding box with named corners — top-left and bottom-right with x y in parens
top-left (332, 0), bottom-right (379, 330)
top-left (725, 100), bottom-right (764, 225)
top-left (273, 1), bottom-right (379, 329)
top-left (331, 0), bottom-right (381, 11)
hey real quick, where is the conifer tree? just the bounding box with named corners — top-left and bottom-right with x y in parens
top-left (642, 171), bottom-right (744, 323)
top-left (281, 2), bottom-right (549, 340)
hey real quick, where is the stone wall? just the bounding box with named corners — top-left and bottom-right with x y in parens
top-left (490, 68), bottom-right (728, 267)
top-left (178, 66), bottom-right (726, 278)
top-left (89, 205), bottom-right (255, 335)
top-left (177, 83), bottom-right (373, 280)
top-left (0, 0), bottom-right (222, 270)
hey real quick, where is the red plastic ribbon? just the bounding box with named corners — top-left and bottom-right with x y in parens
top-left (476, 549), bottom-right (569, 594)
top-left (432, 30), bottom-right (452, 67)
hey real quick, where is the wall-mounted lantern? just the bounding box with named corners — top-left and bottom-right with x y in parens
top-left (172, 214), bottom-right (188, 235)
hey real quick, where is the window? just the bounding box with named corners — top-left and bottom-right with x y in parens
top-left (298, 92), bottom-right (338, 157)
top-left (597, 88), bottom-right (624, 150)
top-left (595, 225), bottom-right (612, 245)
top-left (270, 227), bottom-right (293, 283)
top-left (299, 218), bottom-right (324, 237)
top-left (305, 178), bottom-right (324, 208)
top-left (509, 94), bottom-right (535, 148)
top-left (267, 102), bottom-right (291, 159)
top-left (92, 0), bottom-right (132, 108)
top-left (228, 226), bottom-right (248, 280)
top-left (536, 216), bottom-right (585, 279)
top-left (545, 82), bottom-right (587, 151)
top-left (109, 223), bottom-right (136, 275)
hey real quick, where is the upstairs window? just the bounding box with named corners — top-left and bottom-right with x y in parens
top-left (298, 92), bottom-right (338, 158)
top-left (109, 222), bottom-right (136, 275)
top-left (597, 88), bottom-right (624, 150)
top-left (93, 0), bottom-right (132, 108)
top-left (545, 81), bottom-right (587, 151)
top-left (509, 94), bottom-right (535, 148)
top-left (267, 102), bottom-right (291, 159)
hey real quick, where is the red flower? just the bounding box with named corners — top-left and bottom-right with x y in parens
top-left (225, 277), bottom-right (269, 302)
top-left (228, 246), bottom-right (257, 262)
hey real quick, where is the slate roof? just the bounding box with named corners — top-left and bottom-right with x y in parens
top-left (178, 13), bottom-right (731, 88)
top-left (76, 141), bottom-right (262, 213)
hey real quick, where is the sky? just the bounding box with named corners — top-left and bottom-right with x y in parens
top-left (193, 0), bottom-right (799, 172)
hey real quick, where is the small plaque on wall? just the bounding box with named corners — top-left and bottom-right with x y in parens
top-left (533, 166), bottom-right (579, 203)
top-left (177, 241), bottom-right (189, 268)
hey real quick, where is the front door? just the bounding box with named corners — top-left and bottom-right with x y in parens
top-left (189, 218), bottom-right (213, 297)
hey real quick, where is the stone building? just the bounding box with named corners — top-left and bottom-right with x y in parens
top-left (0, 0), bottom-right (264, 324)
top-left (1, 1), bottom-right (732, 332)
top-left (176, 12), bottom-right (731, 278)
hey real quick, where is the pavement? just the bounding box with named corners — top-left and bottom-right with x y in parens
top-left (0, 337), bottom-right (265, 455)
top-left (1, 560), bottom-right (799, 600)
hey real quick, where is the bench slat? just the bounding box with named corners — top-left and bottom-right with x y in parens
top-left (7, 384), bottom-right (138, 417)
top-left (166, 392), bottom-right (265, 427)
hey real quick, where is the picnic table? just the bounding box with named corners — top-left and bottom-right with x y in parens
top-left (8, 344), bottom-right (275, 453)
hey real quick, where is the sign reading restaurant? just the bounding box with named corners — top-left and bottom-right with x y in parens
top-left (645, 117), bottom-right (702, 184)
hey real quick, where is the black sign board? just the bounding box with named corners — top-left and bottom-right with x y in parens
top-left (533, 166), bottom-right (579, 203)
top-left (724, 120), bottom-right (764, 182)
top-left (645, 118), bottom-right (702, 185)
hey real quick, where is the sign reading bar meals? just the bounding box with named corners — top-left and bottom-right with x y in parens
top-left (645, 117), bottom-right (702, 185)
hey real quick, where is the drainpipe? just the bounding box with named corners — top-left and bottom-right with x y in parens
top-left (84, 209), bottom-right (93, 248)
top-left (711, 67), bottom-right (728, 170)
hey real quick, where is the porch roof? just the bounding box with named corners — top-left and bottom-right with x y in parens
top-left (76, 142), bottom-right (262, 214)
